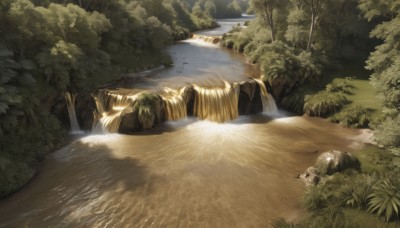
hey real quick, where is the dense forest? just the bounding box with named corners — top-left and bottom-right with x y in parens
top-left (186, 0), bottom-right (248, 18)
top-left (0, 0), bottom-right (240, 197)
top-left (220, 0), bottom-right (400, 226)
top-left (0, 0), bottom-right (399, 226)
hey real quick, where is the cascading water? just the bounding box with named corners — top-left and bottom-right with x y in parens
top-left (64, 92), bottom-right (81, 133)
top-left (254, 79), bottom-right (278, 113)
top-left (91, 79), bottom-right (277, 132)
top-left (192, 34), bottom-right (221, 44)
top-left (161, 87), bottom-right (188, 121)
top-left (92, 91), bottom-right (141, 133)
top-left (0, 16), bottom-right (374, 227)
top-left (193, 81), bottom-right (240, 123)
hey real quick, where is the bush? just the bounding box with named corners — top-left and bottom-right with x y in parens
top-left (281, 88), bottom-right (307, 114)
top-left (271, 218), bottom-right (297, 228)
top-left (368, 180), bottom-right (400, 221)
top-left (0, 158), bottom-right (35, 198)
top-left (374, 115), bottom-right (400, 147)
top-left (133, 92), bottom-right (163, 130)
top-left (339, 175), bottom-right (374, 209)
top-left (304, 91), bottom-right (348, 117)
top-left (333, 105), bottom-right (370, 128)
top-left (325, 80), bottom-right (353, 94)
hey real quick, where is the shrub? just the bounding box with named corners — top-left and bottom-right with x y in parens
top-left (271, 218), bottom-right (297, 228)
top-left (303, 184), bottom-right (331, 211)
top-left (334, 105), bottom-right (370, 128)
top-left (374, 115), bottom-right (400, 147)
top-left (281, 89), bottom-right (306, 114)
top-left (325, 80), bottom-right (353, 94)
top-left (304, 91), bottom-right (348, 117)
top-left (339, 175), bottom-right (374, 209)
top-left (133, 92), bottom-right (163, 130)
top-left (368, 180), bottom-right (400, 221)
top-left (0, 158), bottom-right (35, 198)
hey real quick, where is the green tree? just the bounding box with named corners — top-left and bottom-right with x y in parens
top-left (359, 0), bottom-right (400, 110)
top-left (292, 0), bottom-right (328, 51)
top-left (249, 0), bottom-right (288, 42)
top-left (205, 0), bottom-right (217, 17)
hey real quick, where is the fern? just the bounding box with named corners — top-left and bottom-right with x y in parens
top-left (368, 180), bottom-right (400, 221)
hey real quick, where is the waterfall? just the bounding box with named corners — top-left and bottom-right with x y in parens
top-left (91, 79), bottom-right (278, 133)
top-left (161, 87), bottom-right (187, 121)
top-left (92, 91), bottom-right (140, 133)
top-left (193, 81), bottom-right (240, 123)
top-left (64, 92), bottom-right (81, 133)
top-left (192, 34), bottom-right (221, 44)
top-left (254, 79), bottom-right (278, 113)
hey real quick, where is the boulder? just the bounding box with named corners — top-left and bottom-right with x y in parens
top-left (314, 150), bottom-right (360, 175)
top-left (299, 166), bottom-right (320, 186)
top-left (298, 150), bottom-right (360, 186)
top-left (238, 79), bottom-right (263, 115)
top-left (118, 92), bottom-right (165, 133)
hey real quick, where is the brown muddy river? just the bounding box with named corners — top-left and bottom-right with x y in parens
top-left (0, 17), bottom-right (370, 228)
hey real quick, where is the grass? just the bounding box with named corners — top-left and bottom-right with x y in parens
top-left (324, 61), bottom-right (384, 122)
top-left (353, 146), bottom-right (392, 174)
top-left (343, 209), bottom-right (400, 227)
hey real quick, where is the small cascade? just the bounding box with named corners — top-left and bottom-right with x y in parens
top-left (192, 34), bottom-right (221, 44)
top-left (254, 79), bottom-right (278, 113)
top-left (92, 91), bottom-right (140, 133)
top-left (64, 92), bottom-right (81, 133)
top-left (193, 81), bottom-right (240, 123)
top-left (91, 79), bottom-right (277, 133)
top-left (161, 87), bottom-right (187, 121)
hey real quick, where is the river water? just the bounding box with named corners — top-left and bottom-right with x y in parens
top-left (0, 18), bottom-right (370, 227)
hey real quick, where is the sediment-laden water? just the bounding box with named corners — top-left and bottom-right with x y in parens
top-left (0, 17), bottom-right (372, 227)
top-left (0, 116), bottom-right (368, 227)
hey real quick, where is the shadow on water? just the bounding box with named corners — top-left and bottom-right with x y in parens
top-left (0, 139), bottom-right (153, 227)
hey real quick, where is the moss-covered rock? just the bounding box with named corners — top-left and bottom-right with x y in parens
top-left (299, 166), bottom-right (320, 186)
top-left (299, 150), bottom-right (360, 186)
top-left (315, 150), bottom-right (360, 175)
top-left (119, 92), bottom-right (165, 133)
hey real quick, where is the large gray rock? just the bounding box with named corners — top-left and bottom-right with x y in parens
top-left (314, 150), bottom-right (360, 175)
top-left (299, 166), bottom-right (320, 186)
top-left (298, 150), bottom-right (360, 186)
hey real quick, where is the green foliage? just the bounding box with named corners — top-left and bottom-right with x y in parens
top-left (0, 158), bottom-right (35, 198)
top-left (374, 116), bottom-right (400, 148)
top-left (133, 93), bottom-right (162, 130)
top-left (368, 180), bottom-right (400, 221)
top-left (325, 80), bottom-right (353, 94)
top-left (189, 0), bottom-right (243, 19)
top-left (360, 0), bottom-right (400, 111)
top-left (339, 175), bottom-right (373, 209)
top-left (271, 218), bottom-right (297, 228)
top-left (0, 0), bottom-right (217, 197)
top-left (334, 105), bottom-right (370, 128)
top-left (280, 88), bottom-right (307, 114)
top-left (304, 91), bottom-right (348, 117)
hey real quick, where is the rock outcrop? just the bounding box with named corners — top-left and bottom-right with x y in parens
top-left (119, 92), bottom-right (165, 133)
top-left (299, 150), bottom-right (360, 186)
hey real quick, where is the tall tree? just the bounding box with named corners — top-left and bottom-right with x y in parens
top-left (295, 0), bottom-right (327, 51)
top-left (359, 0), bottom-right (400, 110)
top-left (249, 0), bottom-right (288, 42)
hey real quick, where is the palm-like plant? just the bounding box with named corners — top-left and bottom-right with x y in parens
top-left (368, 180), bottom-right (400, 221)
top-left (339, 177), bottom-right (372, 209)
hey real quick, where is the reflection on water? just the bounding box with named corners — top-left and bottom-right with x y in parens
top-left (0, 116), bottom-right (368, 227)
top-left (119, 16), bottom-right (259, 91)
